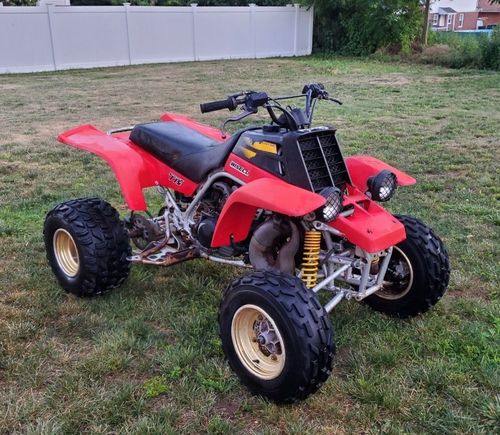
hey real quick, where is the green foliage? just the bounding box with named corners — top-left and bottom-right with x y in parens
top-left (306, 0), bottom-right (423, 55)
top-left (194, 0), bottom-right (288, 4)
top-left (71, 0), bottom-right (287, 5)
top-left (70, 0), bottom-right (115, 5)
top-left (420, 28), bottom-right (500, 70)
top-left (143, 376), bottom-right (169, 398)
top-left (480, 27), bottom-right (500, 70)
top-left (2, 0), bottom-right (37, 5)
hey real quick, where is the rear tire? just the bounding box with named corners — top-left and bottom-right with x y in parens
top-left (219, 271), bottom-right (334, 403)
top-left (364, 214), bottom-right (450, 318)
top-left (44, 198), bottom-right (131, 297)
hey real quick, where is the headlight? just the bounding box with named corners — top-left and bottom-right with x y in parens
top-left (367, 170), bottom-right (397, 202)
top-left (319, 187), bottom-right (343, 222)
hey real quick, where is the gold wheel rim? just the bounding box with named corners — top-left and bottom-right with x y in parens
top-left (377, 246), bottom-right (414, 300)
top-left (53, 229), bottom-right (80, 277)
top-left (231, 304), bottom-right (285, 380)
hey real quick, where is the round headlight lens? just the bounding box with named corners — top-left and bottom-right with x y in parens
top-left (367, 170), bottom-right (397, 202)
top-left (319, 187), bottom-right (343, 222)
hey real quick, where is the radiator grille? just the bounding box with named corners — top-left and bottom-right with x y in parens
top-left (298, 132), bottom-right (349, 192)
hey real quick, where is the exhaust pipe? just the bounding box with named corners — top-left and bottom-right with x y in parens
top-left (249, 217), bottom-right (300, 275)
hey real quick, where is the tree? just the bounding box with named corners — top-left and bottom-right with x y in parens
top-left (2, 0), bottom-right (37, 5)
top-left (305, 0), bottom-right (423, 55)
top-left (422, 0), bottom-right (431, 45)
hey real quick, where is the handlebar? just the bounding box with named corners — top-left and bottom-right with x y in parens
top-left (200, 97), bottom-right (238, 113)
top-left (199, 84), bottom-right (342, 131)
top-left (200, 91), bottom-right (271, 115)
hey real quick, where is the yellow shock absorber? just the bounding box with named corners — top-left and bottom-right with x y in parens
top-left (301, 230), bottom-right (322, 289)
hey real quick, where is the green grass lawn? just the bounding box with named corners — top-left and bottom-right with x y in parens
top-left (0, 57), bottom-right (499, 434)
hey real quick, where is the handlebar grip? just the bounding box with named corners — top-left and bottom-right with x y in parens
top-left (200, 97), bottom-right (237, 113)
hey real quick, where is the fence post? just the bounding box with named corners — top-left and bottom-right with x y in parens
top-left (249, 3), bottom-right (257, 58)
top-left (191, 3), bottom-right (198, 61)
top-left (307, 5), bottom-right (313, 55)
top-left (293, 4), bottom-right (299, 56)
top-left (123, 3), bottom-right (132, 65)
top-left (46, 4), bottom-right (59, 70)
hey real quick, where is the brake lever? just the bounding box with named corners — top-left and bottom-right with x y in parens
top-left (328, 97), bottom-right (343, 105)
top-left (220, 110), bottom-right (253, 139)
top-left (228, 91), bottom-right (246, 98)
top-left (228, 90), bottom-right (254, 99)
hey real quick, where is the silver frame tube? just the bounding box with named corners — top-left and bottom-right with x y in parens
top-left (313, 239), bottom-right (394, 311)
top-left (312, 264), bottom-right (350, 293)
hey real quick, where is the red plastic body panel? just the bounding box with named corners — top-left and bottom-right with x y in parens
top-left (218, 155), bottom-right (406, 252)
top-left (160, 112), bottom-right (228, 142)
top-left (58, 124), bottom-right (199, 211)
top-left (58, 113), bottom-right (409, 253)
top-left (330, 185), bottom-right (406, 253)
top-left (211, 178), bottom-right (326, 247)
top-left (346, 155), bottom-right (416, 192)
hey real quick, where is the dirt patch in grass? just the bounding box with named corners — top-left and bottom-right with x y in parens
top-left (213, 394), bottom-right (242, 419)
top-left (447, 287), bottom-right (493, 300)
top-left (176, 409), bottom-right (199, 431)
top-left (0, 161), bottom-right (19, 175)
top-left (146, 321), bottom-right (177, 344)
top-left (365, 73), bottom-right (412, 86)
top-left (448, 273), bottom-right (496, 300)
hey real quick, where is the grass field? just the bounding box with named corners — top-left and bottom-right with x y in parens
top-left (0, 57), bottom-right (499, 434)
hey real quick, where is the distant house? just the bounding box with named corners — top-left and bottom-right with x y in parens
top-left (430, 0), bottom-right (500, 31)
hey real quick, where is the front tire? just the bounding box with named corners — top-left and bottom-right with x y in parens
top-left (365, 215), bottom-right (450, 318)
top-left (44, 198), bottom-right (131, 297)
top-left (219, 271), bottom-right (334, 403)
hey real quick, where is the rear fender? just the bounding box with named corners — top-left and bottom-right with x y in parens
top-left (58, 124), bottom-right (198, 211)
top-left (346, 155), bottom-right (416, 192)
top-left (211, 178), bottom-right (326, 247)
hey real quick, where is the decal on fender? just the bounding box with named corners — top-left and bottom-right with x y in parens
top-left (169, 173), bottom-right (184, 186)
top-left (230, 161), bottom-right (249, 177)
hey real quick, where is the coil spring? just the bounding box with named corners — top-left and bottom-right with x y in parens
top-left (301, 230), bottom-right (322, 289)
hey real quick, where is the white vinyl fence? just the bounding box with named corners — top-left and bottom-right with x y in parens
top-left (0, 4), bottom-right (313, 74)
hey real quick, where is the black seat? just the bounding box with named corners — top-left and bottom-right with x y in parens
top-left (130, 121), bottom-right (237, 182)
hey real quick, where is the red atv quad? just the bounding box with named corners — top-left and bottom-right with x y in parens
top-left (44, 84), bottom-right (450, 403)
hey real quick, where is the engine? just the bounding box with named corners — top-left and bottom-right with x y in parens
top-left (193, 181), bottom-right (234, 253)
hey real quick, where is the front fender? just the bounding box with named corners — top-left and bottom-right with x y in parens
top-left (211, 179), bottom-right (326, 248)
top-left (346, 155), bottom-right (416, 192)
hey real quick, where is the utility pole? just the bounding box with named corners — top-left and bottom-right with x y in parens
top-left (422, 0), bottom-right (431, 45)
